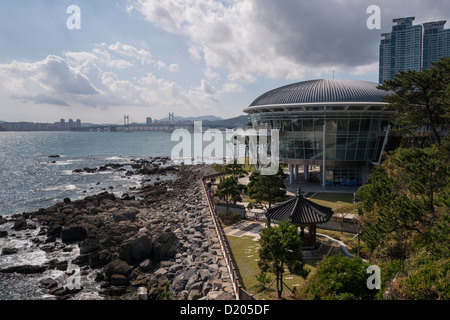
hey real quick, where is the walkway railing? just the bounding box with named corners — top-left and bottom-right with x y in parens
top-left (201, 173), bottom-right (257, 301)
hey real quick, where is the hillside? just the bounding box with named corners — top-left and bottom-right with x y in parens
top-left (202, 115), bottom-right (250, 129)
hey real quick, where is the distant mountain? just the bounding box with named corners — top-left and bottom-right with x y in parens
top-left (202, 115), bottom-right (250, 129)
top-left (77, 114), bottom-right (250, 128)
top-left (158, 115), bottom-right (223, 122)
top-left (0, 120), bottom-right (6, 123)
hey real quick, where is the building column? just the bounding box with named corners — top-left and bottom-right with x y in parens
top-left (288, 164), bottom-right (294, 184)
top-left (294, 164), bottom-right (299, 182)
top-left (304, 165), bottom-right (309, 181)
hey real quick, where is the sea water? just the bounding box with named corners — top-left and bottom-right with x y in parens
top-left (0, 131), bottom-right (176, 216)
top-left (0, 131), bottom-right (176, 299)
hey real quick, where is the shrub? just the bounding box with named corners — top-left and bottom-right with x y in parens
top-left (218, 210), bottom-right (241, 226)
top-left (298, 255), bottom-right (376, 300)
top-left (385, 259), bottom-right (450, 300)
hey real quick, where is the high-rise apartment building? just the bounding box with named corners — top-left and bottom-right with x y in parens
top-left (380, 17), bottom-right (450, 83)
top-left (379, 17), bottom-right (423, 83)
top-left (379, 33), bottom-right (392, 84)
top-left (423, 21), bottom-right (450, 70)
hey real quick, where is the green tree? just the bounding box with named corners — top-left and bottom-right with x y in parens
top-left (224, 159), bottom-right (246, 179)
top-left (247, 166), bottom-right (287, 209)
top-left (356, 141), bottom-right (450, 260)
top-left (258, 220), bottom-right (309, 299)
top-left (378, 57), bottom-right (450, 145)
top-left (215, 176), bottom-right (242, 212)
top-left (299, 255), bottom-right (376, 300)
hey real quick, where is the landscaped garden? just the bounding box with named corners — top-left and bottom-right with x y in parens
top-left (226, 230), bottom-right (357, 300)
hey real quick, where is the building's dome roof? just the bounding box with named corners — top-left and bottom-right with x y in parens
top-left (248, 79), bottom-right (389, 108)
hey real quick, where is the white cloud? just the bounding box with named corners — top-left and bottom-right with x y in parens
top-left (349, 61), bottom-right (380, 76)
top-left (12, 94), bottom-right (69, 107)
top-left (0, 44), bottom-right (211, 117)
top-left (65, 43), bottom-right (154, 71)
top-left (221, 82), bottom-right (243, 93)
top-left (0, 55), bottom-right (99, 106)
top-left (228, 72), bottom-right (257, 84)
top-left (131, 0), bottom-right (449, 85)
top-left (130, 0), bottom-right (318, 83)
top-left (169, 64), bottom-right (179, 73)
top-left (107, 42), bottom-right (153, 65)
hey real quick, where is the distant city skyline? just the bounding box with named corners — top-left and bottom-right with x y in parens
top-left (0, 1), bottom-right (449, 124)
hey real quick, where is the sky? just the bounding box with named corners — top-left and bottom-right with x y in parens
top-left (0, 0), bottom-right (448, 124)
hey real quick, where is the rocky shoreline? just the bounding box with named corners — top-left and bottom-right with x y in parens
top-left (0, 159), bottom-right (235, 300)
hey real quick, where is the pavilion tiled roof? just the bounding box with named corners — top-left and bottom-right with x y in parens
top-left (266, 188), bottom-right (334, 224)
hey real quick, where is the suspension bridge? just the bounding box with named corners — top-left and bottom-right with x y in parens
top-left (71, 113), bottom-right (188, 133)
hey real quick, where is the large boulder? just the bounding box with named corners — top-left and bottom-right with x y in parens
top-left (170, 268), bottom-right (197, 293)
top-left (61, 225), bottom-right (87, 243)
top-left (102, 259), bottom-right (131, 277)
top-left (13, 217), bottom-right (28, 231)
top-left (88, 249), bottom-right (114, 269)
top-left (131, 233), bottom-right (153, 262)
top-left (119, 231), bottom-right (153, 264)
top-left (0, 265), bottom-right (47, 274)
top-left (1, 248), bottom-right (18, 255)
top-left (110, 274), bottom-right (130, 286)
top-left (152, 232), bottom-right (177, 262)
top-left (112, 208), bottom-right (139, 222)
top-left (79, 238), bottom-right (100, 255)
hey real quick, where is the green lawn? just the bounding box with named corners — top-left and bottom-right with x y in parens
top-left (309, 193), bottom-right (354, 211)
top-left (227, 235), bottom-right (318, 300)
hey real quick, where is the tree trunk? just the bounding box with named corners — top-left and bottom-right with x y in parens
top-left (425, 100), bottom-right (441, 145)
top-left (276, 273), bottom-right (282, 299)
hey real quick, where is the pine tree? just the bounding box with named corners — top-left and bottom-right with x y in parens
top-left (247, 166), bottom-right (286, 209)
top-left (378, 57), bottom-right (450, 145)
top-left (215, 176), bottom-right (242, 212)
top-left (258, 220), bottom-right (309, 299)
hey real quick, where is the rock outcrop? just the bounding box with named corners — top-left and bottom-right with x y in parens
top-left (0, 161), bottom-right (235, 300)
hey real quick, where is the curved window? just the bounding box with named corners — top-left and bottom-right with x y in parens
top-left (254, 109), bottom-right (394, 163)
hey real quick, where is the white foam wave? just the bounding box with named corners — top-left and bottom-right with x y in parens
top-left (104, 156), bottom-right (129, 161)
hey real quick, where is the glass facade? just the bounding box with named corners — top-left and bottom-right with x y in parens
top-left (251, 108), bottom-right (391, 162)
top-left (245, 78), bottom-right (395, 188)
top-left (325, 167), bottom-right (363, 188)
top-left (249, 106), bottom-right (394, 188)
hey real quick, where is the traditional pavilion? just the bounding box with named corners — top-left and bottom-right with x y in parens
top-left (265, 187), bottom-right (334, 248)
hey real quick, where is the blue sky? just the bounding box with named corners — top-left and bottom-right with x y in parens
top-left (0, 0), bottom-right (448, 124)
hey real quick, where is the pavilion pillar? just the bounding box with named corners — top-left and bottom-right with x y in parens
top-left (310, 224), bottom-right (317, 247)
top-left (289, 164), bottom-right (294, 184)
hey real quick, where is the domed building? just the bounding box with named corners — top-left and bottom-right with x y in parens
top-left (244, 79), bottom-right (395, 188)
